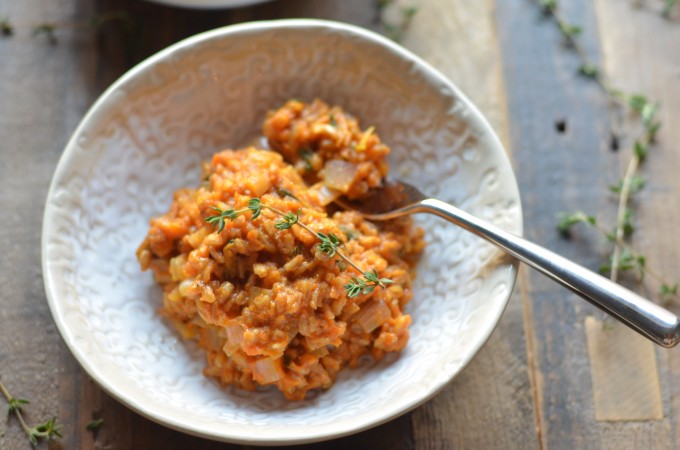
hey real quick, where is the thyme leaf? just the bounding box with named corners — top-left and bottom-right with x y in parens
top-left (275, 210), bottom-right (300, 230)
top-left (205, 206), bottom-right (238, 234)
top-left (1, 378), bottom-right (61, 446)
top-left (86, 418), bottom-right (104, 431)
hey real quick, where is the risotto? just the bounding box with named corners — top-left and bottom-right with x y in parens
top-left (137, 100), bottom-right (424, 400)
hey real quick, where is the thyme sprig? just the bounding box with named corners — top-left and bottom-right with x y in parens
top-left (346, 269), bottom-right (394, 298)
top-left (0, 12), bottom-right (131, 43)
top-left (1, 17), bottom-right (13, 36)
top-left (663, 0), bottom-right (678, 18)
top-left (205, 199), bottom-right (261, 234)
top-left (86, 418), bottom-right (104, 431)
top-left (558, 212), bottom-right (678, 303)
top-left (0, 378), bottom-right (62, 446)
top-left (538, 0), bottom-right (677, 301)
top-left (207, 199), bottom-right (393, 298)
top-left (377, 0), bottom-right (418, 42)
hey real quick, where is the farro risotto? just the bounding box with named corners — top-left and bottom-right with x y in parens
top-left (137, 100), bottom-right (424, 400)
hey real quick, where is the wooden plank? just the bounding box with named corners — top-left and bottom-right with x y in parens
top-left (592, 0), bottom-right (680, 445)
top-left (394, 1), bottom-right (538, 448)
top-left (584, 318), bottom-right (663, 421)
top-left (0, 1), bottom-right (98, 449)
top-left (495, 0), bottom-right (676, 448)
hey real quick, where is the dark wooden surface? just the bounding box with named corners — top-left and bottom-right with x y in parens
top-left (2, 0), bottom-right (680, 448)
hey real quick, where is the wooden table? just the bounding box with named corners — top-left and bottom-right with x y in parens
top-left (2, 0), bottom-right (680, 448)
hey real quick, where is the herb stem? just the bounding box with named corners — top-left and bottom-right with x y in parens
top-left (0, 378), bottom-right (61, 445)
top-left (14, 406), bottom-right (34, 438)
top-left (0, 379), bottom-right (30, 436)
top-left (207, 199), bottom-right (392, 298)
top-left (542, 0), bottom-right (676, 300)
top-left (0, 378), bottom-right (13, 403)
top-left (663, 0), bottom-right (677, 17)
top-left (262, 204), bottom-right (365, 274)
top-left (610, 139), bottom-right (643, 282)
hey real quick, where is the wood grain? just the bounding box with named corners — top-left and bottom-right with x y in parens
top-left (585, 317), bottom-right (663, 421)
top-left (0, 1), bottom-right (97, 449)
top-left (593, 0), bottom-right (680, 446)
top-left (496, 0), bottom-right (678, 448)
top-left (3, 0), bottom-right (680, 448)
top-left (399, 1), bottom-right (538, 448)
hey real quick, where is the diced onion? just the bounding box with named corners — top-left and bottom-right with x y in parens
top-left (222, 324), bottom-right (244, 356)
top-left (309, 182), bottom-right (341, 206)
top-left (356, 301), bottom-right (391, 333)
top-left (252, 358), bottom-right (282, 384)
top-left (321, 159), bottom-right (358, 193)
top-left (169, 255), bottom-right (186, 281)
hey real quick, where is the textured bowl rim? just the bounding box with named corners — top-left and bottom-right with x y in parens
top-left (142, 0), bottom-right (274, 10)
top-left (42, 18), bottom-right (522, 445)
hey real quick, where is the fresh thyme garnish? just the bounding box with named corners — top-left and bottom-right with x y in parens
top-left (663, 0), bottom-right (678, 18)
top-left (276, 187), bottom-right (299, 201)
top-left (609, 175), bottom-right (645, 194)
top-left (205, 199), bottom-right (262, 233)
top-left (661, 283), bottom-right (679, 303)
top-left (0, 17), bottom-right (13, 36)
top-left (316, 232), bottom-right (343, 257)
top-left (556, 211), bottom-right (597, 236)
top-left (0, 11), bottom-right (132, 44)
top-left (539, 0), bottom-right (677, 301)
top-left (599, 249), bottom-right (646, 279)
top-left (274, 210), bottom-right (300, 230)
top-left (32, 23), bottom-right (58, 44)
top-left (247, 198), bottom-right (263, 219)
top-left (345, 269), bottom-right (394, 298)
top-left (205, 206), bottom-right (239, 234)
top-left (298, 148), bottom-right (314, 172)
top-left (378, 0), bottom-right (418, 42)
top-left (339, 225), bottom-right (358, 241)
top-left (206, 199), bottom-right (393, 298)
top-left (86, 418), bottom-right (104, 431)
top-left (0, 378), bottom-right (62, 446)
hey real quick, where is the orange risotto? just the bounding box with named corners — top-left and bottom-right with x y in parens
top-left (137, 99), bottom-right (424, 400)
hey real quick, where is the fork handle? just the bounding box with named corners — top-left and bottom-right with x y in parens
top-left (417, 198), bottom-right (680, 347)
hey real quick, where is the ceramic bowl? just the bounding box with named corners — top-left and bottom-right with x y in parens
top-left (144, 0), bottom-right (274, 9)
top-left (42, 19), bottom-right (522, 445)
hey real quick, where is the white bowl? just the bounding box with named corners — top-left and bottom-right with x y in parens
top-left (143, 0), bottom-right (274, 9)
top-left (42, 19), bottom-right (522, 445)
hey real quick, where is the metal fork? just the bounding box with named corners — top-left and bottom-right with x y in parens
top-left (337, 180), bottom-right (680, 348)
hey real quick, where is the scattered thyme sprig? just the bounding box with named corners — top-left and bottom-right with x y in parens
top-left (540, 0), bottom-right (677, 301)
top-left (206, 199), bottom-right (393, 298)
top-left (377, 0), bottom-right (418, 42)
top-left (558, 211), bottom-right (678, 303)
top-left (663, 0), bottom-right (678, 17)
top-left (86, 418), bottom-right (104, 432)
top-left (1, 17), bottom-right (13, 36)
top-left (0, 12), bottom-right (131, 44)
top-left (205, 199), bottom-right (261, 234)
top-left (0, 378), bottom-right (62, 446)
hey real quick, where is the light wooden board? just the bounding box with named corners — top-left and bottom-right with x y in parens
top-left (593, 0), bottom-right (680, 446)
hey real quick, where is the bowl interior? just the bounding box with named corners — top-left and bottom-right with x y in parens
top-left (43, 20), bottom-right (522, 445)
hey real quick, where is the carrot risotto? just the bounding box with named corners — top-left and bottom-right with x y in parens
top-left (137, 100), bottom-right (424, 400)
